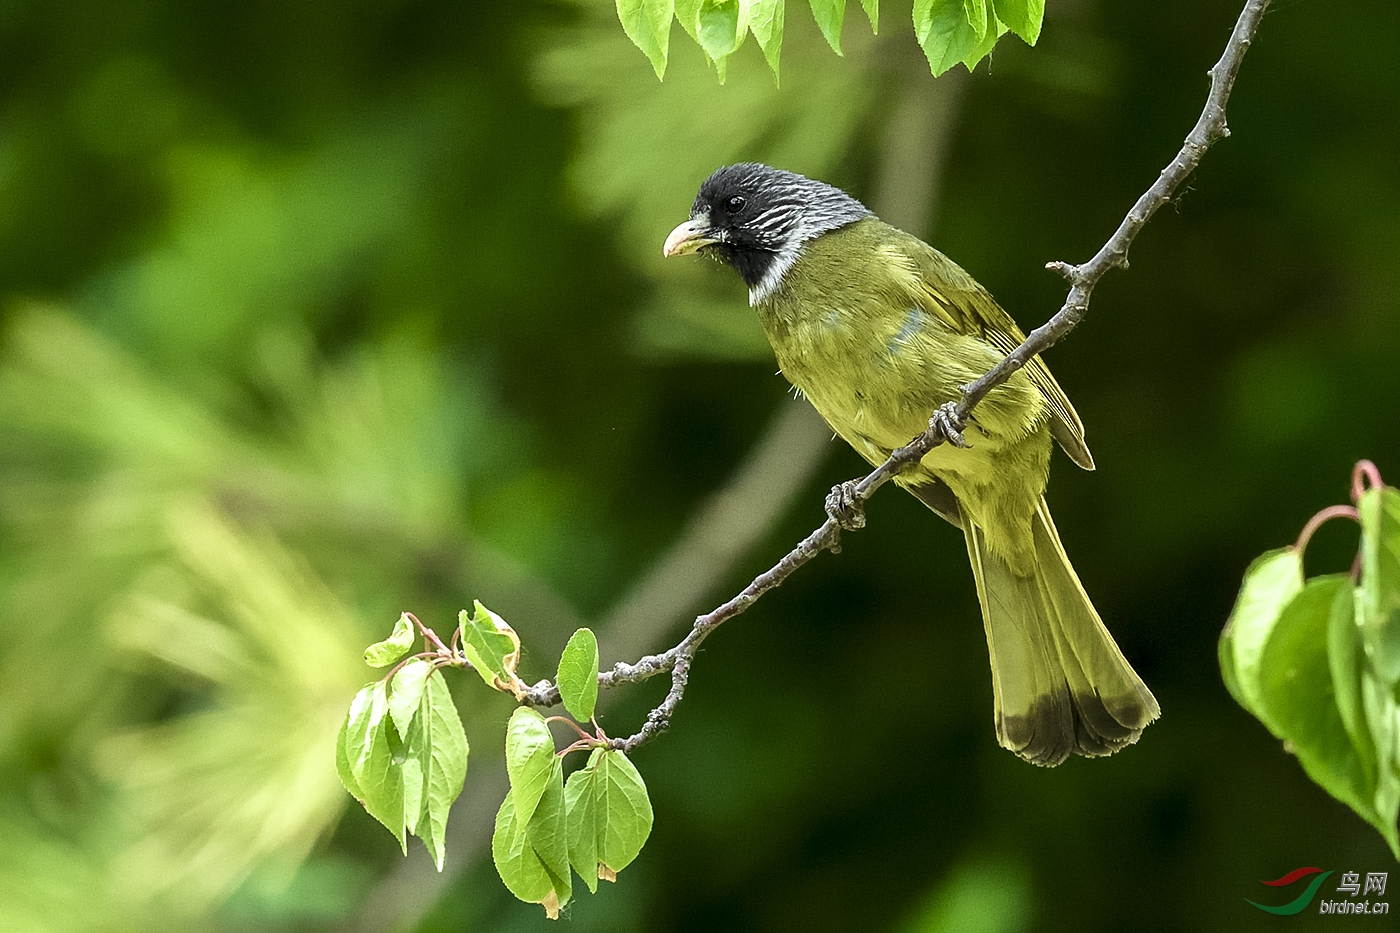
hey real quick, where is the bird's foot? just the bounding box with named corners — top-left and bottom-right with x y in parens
top-left (824, 480), bottom-right (866, 531)
top-left (929, 402), bottom-right (969, 449)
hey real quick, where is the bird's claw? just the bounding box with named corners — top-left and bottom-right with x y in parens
top-left (929, 402), bottom-right (969, 448)
top-left (825, 480), bottom-right (866, 531)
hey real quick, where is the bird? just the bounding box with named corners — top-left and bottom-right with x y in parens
top-left (662, 162), bottom-right (1158, 766)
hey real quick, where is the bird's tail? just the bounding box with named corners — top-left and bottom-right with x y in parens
top-left (964, 496), bottom-right (1159, 766)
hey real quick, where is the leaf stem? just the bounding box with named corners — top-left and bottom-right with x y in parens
top-left (1294, 504), bottom-right (1360, 555)
top-left (1352, 459), bottom-right (1385, 502)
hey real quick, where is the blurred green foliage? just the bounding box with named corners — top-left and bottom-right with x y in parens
top-left (0, 0), bottom-right (1397, 931)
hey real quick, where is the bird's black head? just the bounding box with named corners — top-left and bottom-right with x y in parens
top-left (663, 163), bottom-right (870, 301)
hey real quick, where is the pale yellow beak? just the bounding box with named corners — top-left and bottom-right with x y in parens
top-left (663, 218), bottom-right (717, 257)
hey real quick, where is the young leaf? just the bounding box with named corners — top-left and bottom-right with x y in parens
top-left (991, 0), bottom-right (1043, 45)
top-left (913, 0), bottom-right (979, 75)
top-left (696, 0), bottom-right (745, 62)
top-left (808, 0), bottom-right (846, 55)
top-left (960, 9), bottom-right (1007, 71)
top-left (1256, 576), bottom-right (1382, 829)
top-left (564, 751), bottom-right (601, 893)
top-left (963, 0), bottom-right (989, 40)
top-left (343, 682), bottom-right (408, 851)
top-left (859, 0), bottom-right (878, 33)
top-left (410, 669), bottom-right (470, 870)
top-left (1328, 583), bottom-right (1376, 783)
top-left (458, 600), bottom-right (524, 696)
top-left (1359, 659), bottom-right (1400, 858)
top-left (505, 707), bottom-right (557, 838)
top-left (493, 792), bottom-right (559, 915)
top-left (335, 704), bottom-right (364, 801)
top-left (557, 628), bottom-right (600, 722)
top-left (565, 748), bottom-right (654, 893)
top-left (1219, 547), bottom-right (1304, 726)
top-left (364, 613), bottom-right (415, 668)
top-left (1357, 486), bottom-right (1400, 683)
top-left (527, 759), bottom-right (573, 908)
top-left (747, 0), bottom-right (785, 79)
top-left (616, 0), bottom-right (674, 80)
top-left (388, 658), bottom-right (432, 739)
top-left (674, 0), bottom-right (702, 40)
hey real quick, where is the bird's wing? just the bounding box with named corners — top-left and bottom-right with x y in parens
top-left (895, 230), bottom-right (1096, 471)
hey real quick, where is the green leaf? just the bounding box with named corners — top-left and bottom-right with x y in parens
top-left (1328, 582), bottom-right (1375, 783)
top-left (616, 0), bottom-right (674, 80)
top-left (1256, 576), bottom-right (1381, 828)
top-left (388, 658), bottom-right (431, 739)
top-left (343, 682), bottom-right (407, 852)
top-left (914, 0), bottom-right (978, 75)
top-left (808, 0), bottom-right (846, 55)
top-left (963, 0), bottom-right (989, 40)
top-left (505, 707), bottom-right (556, 839)
top-left (409, 669), bottom-right (469, 870)
top-left (557, 628), bottom-right (600, 722)
top-left (1219, 547), bottom-right (1304, 726)
top-left (960, 10), bottom-right (1007, 71)
top-left (565, 748), bottom-right (654, 893)
top-left (1359, 657), bottom-right (1400, 858)
top-left (1357, 487), bottom-right (1400, 683)
top-left (492, 760), bottom-right (571, 918)
top-left (859, 0), bottom-right (878, 33)
top-left (696, 0), bottom-right (745, 61)
top-left (493, 792), bottom-right (561, 917)
top-left (458, 600), bottom-right (523, 696)
top-left (364, 612), bottom-right (415, 668)
top-left (674, 0), bottom-right (702, 40)
top-left (527, 759), bottom-right (573, 906)
top-left (335, 704), bottom-right (364, 801)
top-left (991, 0), bottom-right (1043, 45)
top-left (746, 0), bottom-right (784, 79)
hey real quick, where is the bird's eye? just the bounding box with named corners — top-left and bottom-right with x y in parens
top-left (725, 195), bottom-right (747, 214)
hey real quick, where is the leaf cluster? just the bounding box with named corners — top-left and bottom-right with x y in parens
top-left (492, 710), bottom-right (653, 918)
top-left (338, 609), bottom-right (653, 916)
top-left (616, 0), bottom-right (1045, 80)
top-left (1220, 464), bottom-right (1400, 857)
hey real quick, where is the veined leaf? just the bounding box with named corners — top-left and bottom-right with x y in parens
top-left (458, 600), bottom-right (524, 697)
top-left (1219, 547), bottom-right (1304, 727)
top-left (527, 759), bottom-right (572, 907)
top-left (696, 0), bottom-right (746, 62)
top-left (1257, 576), bottom-right (1381, 829)
top-left (1357, 486), bottom-right (1400, 683)
top-left (964, 0), bottom-right (989, 40)
top-left (859, 0), bottom-right (878, 33)
top-left (505, 707), bottom-right (557, 840)
top-left (492, 759), bottom-right (571, 918)
top-left (388, 658), bottom-right (432, 739)
top-left (557, 628), bottom-right (600, 722)
top-left (1328, 583), bottom-right (1376, 785)
top-left (616, 0), bottom-right (674, 79)
top-left (564, 748), bottom-right (654, 893)
top-left (342, 682), bottom-right (407, 851)
top-left (746, 0), bottom-right (785, 79)
top-left (992, 0), bottom-right (1044, 44)
top-left (809, 0), bottom-right (846, 55)
top-left (493, 792), bottom-right (560, 917)
top-left (914, 0), bottom-right (977, 74)
top-left (409, 670), bottom-right (469, 869)
top-left (364, 612), bottom-right (415, 668)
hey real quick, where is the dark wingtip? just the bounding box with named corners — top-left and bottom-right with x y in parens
top-left (1000, 687), bottom-right (1160, 766)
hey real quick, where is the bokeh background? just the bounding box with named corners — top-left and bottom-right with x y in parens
top-left (1, 0), bottom-right (1397, 930)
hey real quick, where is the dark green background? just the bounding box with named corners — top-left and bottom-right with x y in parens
top-left (0, 0), bottom-right (1396, 931)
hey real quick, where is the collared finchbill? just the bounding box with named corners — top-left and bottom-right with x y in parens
top-left (663, 217), bottom-right (716, 257)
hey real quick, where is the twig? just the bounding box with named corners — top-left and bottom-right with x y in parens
top-left (538, 0), bottom-right (1273, 751)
